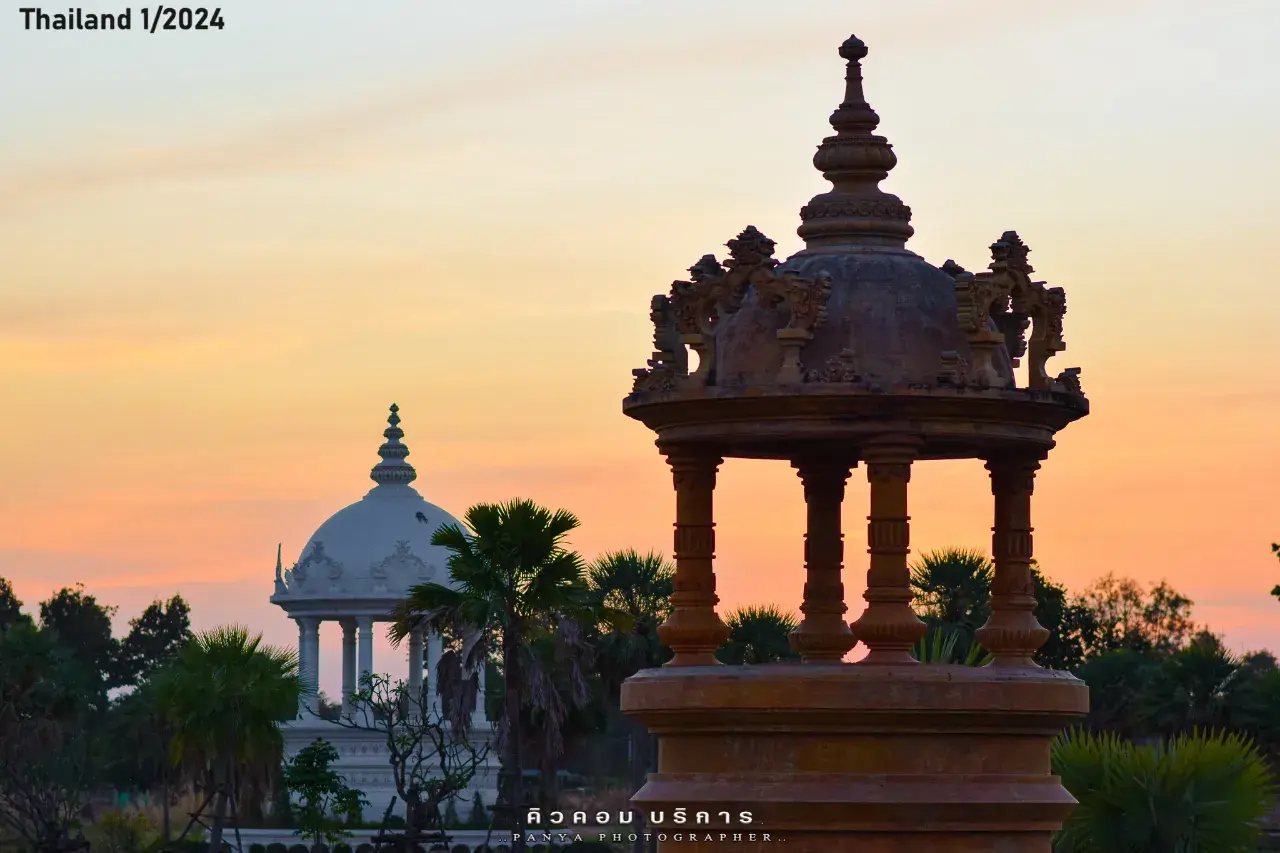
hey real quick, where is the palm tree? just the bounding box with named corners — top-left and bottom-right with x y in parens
top-left (716, 605), bottom-right (800, 665)
top-left (909, 547), bottom-right (993, 635)
top-left (389, 499), bottom-right (601, 853)
top-left (151, 625), bottom-right (304, 853)
top-left (586, 549), bottom-right (673, 853)
top-left (1052, 728), bottom-right (1276, 853)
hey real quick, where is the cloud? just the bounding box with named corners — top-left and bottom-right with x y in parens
top-left (0, 0), bottom-right (1132, 212)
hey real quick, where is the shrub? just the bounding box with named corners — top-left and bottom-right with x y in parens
top-left (287, 845), bottom-right (309, 853)
top-left (465, 792), bottom-right (487, 829)
top-left (267, 844), bottom-right (288, 853)
top-left (1052, 727), bottom-right (1276, 853)
top-left (249, 845), bottom-right (267, 853)
top-left (87, 808), bottom-right (159, 853)
top-left (333, 844), bottom-right (352, 853)
top-left (443, 797), bottom-right (460, 828)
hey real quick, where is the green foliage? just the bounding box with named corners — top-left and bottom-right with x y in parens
top-left (911, 547), bottom-right (993, 631)
top-left (716, 605), bottom-right (800, 665)
top-left (39, 583), bottom-right (119, 701)
top-left (908, 549), bottom-right (1098, 669)
top-left (283, 738), bottom-right (368, 846)
top-left (1075, 649), bottom-right (1162, 738)
top-left (115, 595), bottom-right (192, 688)
top-left (0, 577), bottom-right (32, 632)
top-left (0, 620), bottom-right (96, 852)
top-left (391, 498), bottom-right (601, 840)
top-left (86, 809), bottom-right (159, 853)
top-left (1051, 728), bottom-right (1275, 853)
top-left (910, 626), bottom-right (991, 665)
top-left (102, 682), bottom-right (176, 797)
top-left (1271, 543), bottom-right (1279, 599)
top-left (587, 549), bottom-right (674, 697)
top-left (250, 844), bottom-right (268, 853)
top-left (465, 791), bottom-right (487, 828)
top-left (151, 624), bottom-right (305, 853)
top-left (443, 796), bottom-right (460, 828)
top-left (1079, 573), bottom-right (1197, 656)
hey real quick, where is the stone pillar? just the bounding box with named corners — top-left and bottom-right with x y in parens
top-left (789, 457), bottom-right (857, 662)
top-left (975, 454), bottom-right (1050, 667)
top-left (357, 616), bottom-right (374, 698)
top-left (307, 618), bottom-right (322, 715)
top-left (340, 619), bottom-right (357, 717)
top-left (849, 440), bottom-right (927, 664)
top-left (294, 617), bottom-right (311, 717)
top-left (408, 626), bottom-right (425, 706)
top-left (473, 652), bottom-right (488, 725)
top-left (426, 631), bottom-right (443, 714)
top-left (657, 447), bottom-right (730, 667)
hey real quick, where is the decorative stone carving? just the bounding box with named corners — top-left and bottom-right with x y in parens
top-left (946, 232), bottom-right (1074, 391)
top-left (293, 540), bottom-right (343, 585)
top-left (1055, 366), bottom-right (1084, 396)
top-left (806, 349), bottom-right (862, 384)
top-left (631, 294), bottom-right (689, 393)
top-left (645, 226), bottom-right (835, 389)
top-left (371, 540), bottom-right (431, 581)
top-left (666, 254), bottom-right (738, 386)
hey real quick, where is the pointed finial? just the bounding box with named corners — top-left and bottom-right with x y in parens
top-left (797, 34), bottom-right (914, 250)
top-left (275, 543), bottom-right (283, 581)
top-left (370, 403), bottom-right (418, 486)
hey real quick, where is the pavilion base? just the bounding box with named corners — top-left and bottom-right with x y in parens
top-left (620, 662), bottom-right (1088, 852)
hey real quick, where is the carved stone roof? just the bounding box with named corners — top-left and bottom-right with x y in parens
top-left (623, 34), bottom-right (1087, 459)
top-left (270, 405), bottom-right (462, 611)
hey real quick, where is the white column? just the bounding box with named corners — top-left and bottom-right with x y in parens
top-left (473, 654), bottom-right (487, 726)
top-left (294, 617), bottom-right (311, 717)
top-left (408, 627), bottom-right (425, 707)
top-left (426, 631), bottom-right (443, 714)
top-left (357, 616), bottom-right (375, 697)
top-left (340, 619), bottom-right (357, 717)
top-left (306, 617), bottom-right (322, 715)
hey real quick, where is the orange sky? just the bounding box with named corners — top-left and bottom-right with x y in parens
top-left (2, 0), bottom-right (1277, 694)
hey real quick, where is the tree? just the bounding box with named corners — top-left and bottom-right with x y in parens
top-left (101, 683), bottom-right (179, 843)
top-left (151, 625), bottom-right (304, 853)
top-left (39, 584), bottom-right (119, 702)
top-left (910, 547), bottom-right (992, 637)
top-left (1271, 543), bottom-right (1279, 600)
top-left (586, 549), bottom-right (672, 853)
top-left (1132, 632), bottom-right (1280, 746)
top-left (282, 738), bottom-right (367, 847)
top-left (390, 499), bottom-right (603, 853)
top-left (337, 673), bottom-right (488, 851)
top-left (1074, 649), bottom-right (1161, 738)
top-left (1052, 728), bottom-right (1275, 853)
top-left (0, 578), bottom-right (32, 632)
top-left (0, 621), bottom-right (97, 853)
top-left (115, 595), bottom-right (192, 688)
top-left (1079, 573), bottom-right (1197, 655)
top-left (1029, 569), bottom-right (1098, 671)
top-left (716, 605), bottom-right (800, 665)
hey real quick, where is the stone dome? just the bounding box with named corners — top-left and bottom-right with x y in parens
top-left (623, 34), bottom-right (1085, 460)
top-left (271, 405), bottom-right (462, 609)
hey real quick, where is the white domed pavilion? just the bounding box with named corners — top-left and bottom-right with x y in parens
top-left (270, 404), bottom-right (497, 816)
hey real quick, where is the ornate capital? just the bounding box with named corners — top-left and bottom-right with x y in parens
top-left (664, 448), bottom-right (722, 491)
top-left (985, 455), bottom-right (1043, 496)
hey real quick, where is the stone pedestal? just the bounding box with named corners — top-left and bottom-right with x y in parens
top-left (622, 663), bottom-right (1086, 851)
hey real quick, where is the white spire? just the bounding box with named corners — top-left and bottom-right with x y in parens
top-left (370, 403), bottom-right (418, 487)
top-left (273, 542), bottom-right (287, 595)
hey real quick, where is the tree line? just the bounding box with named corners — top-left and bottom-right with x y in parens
top-left (2, 512), bottom-right (1278, 853)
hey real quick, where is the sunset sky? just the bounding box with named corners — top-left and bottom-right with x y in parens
top-left (2, 0), bottom-right (1277, 695)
